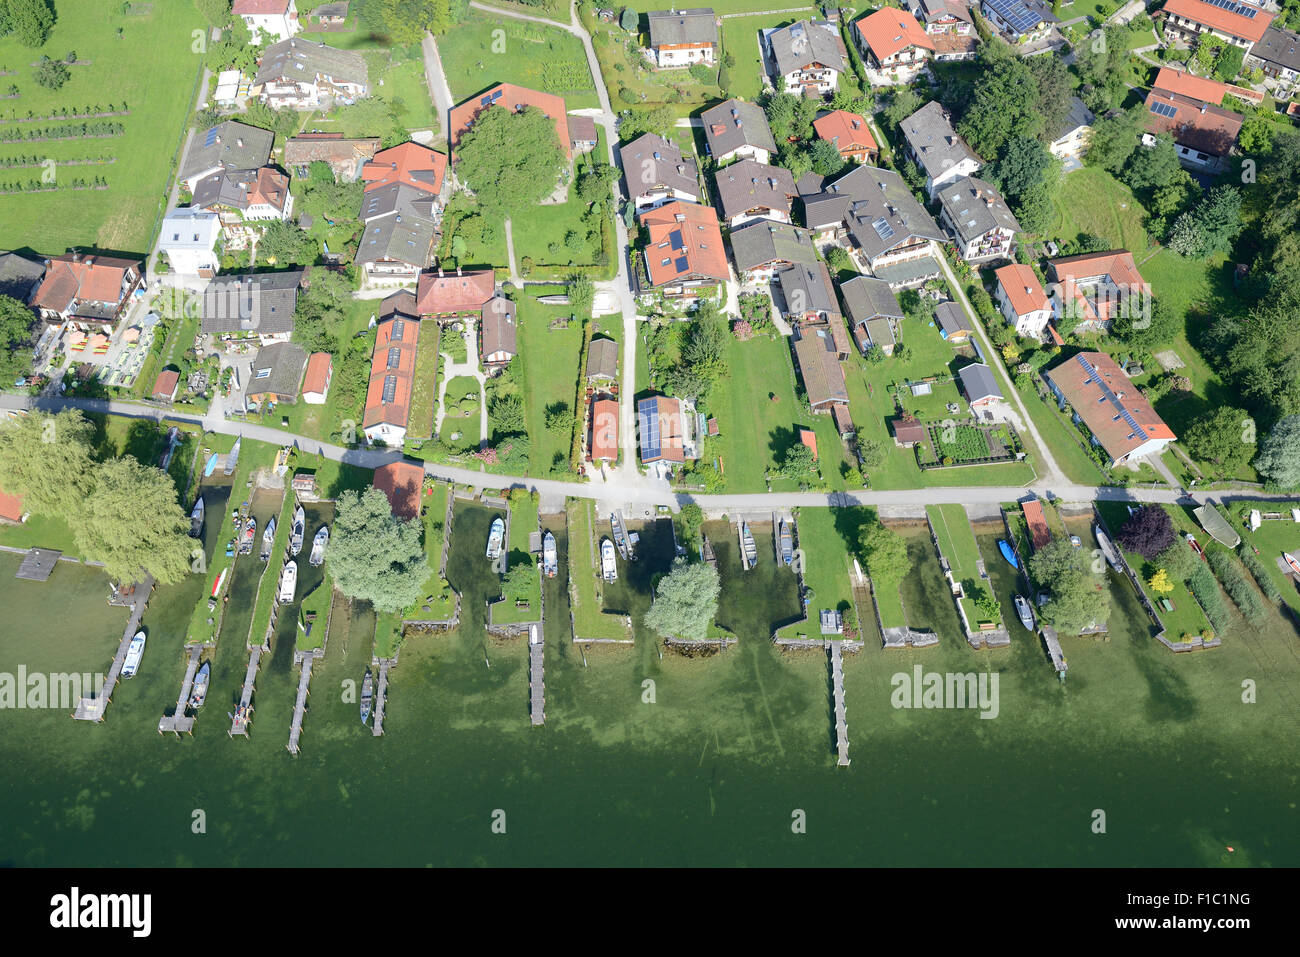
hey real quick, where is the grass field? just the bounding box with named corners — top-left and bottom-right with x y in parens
top-left (0, 0), bottom-right (205, 255)
top-left (508, 130), bottom-right (611, 274)
top-left (586, 15), bottom-right (722, 108)
top-left (566, 497), bottom-right (630, 640)
top-left (928, 502), bottom-right (1001, 627)
top-left (717, 13), bottom-right (804, 101)
top-left (710, 331), bottom-right (804, 491)
top-left (1232, 502), bottom-right (1300, 617)
top-left (493, 495), bottom-right (541, 625)
top-left (515, 295), bottom-right (584, 476)
top-left (775, 506), bottom-right (857, 639)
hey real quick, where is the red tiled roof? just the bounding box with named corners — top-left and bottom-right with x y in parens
top-left (799, 427), bottom-right (818, 461)
top-left (813, 110), bottom-right (878, 155)
top-left (33, 255), bottom-right (139, 312)
top-left (855, 9), bottom-right (935, 61)
top-left (303, 351), bottom-right (332, 395)
top-left (449, 83), bottom-right (571, 159)
top-left (1022, 499), bottom-right (1052, 551)
top-left (1143, 87), bottom-right (1243, 157)
top-left (151, 369), bottom-right (179, 398)
top-left (1045, 352), bottom-right (1176, 462)
top-left (994, 263), bottom-right (1050, 317)
top-left (1162, 0), bottom-right (1273, 43)
top-left (362, 311), bottom-right (421, 431)
top-left (415, 268), bottom-right (496, 316)
top-left (372, 461), bottom-right (425, 521)
top-left (362, 142), bottom-right (448, 196)
top-left (1048, 250), bottom-right (1149, 322)
top-left (0, 486), bottom-right (25, 523)
top-left (234, 0), bottom-right (291, 14)
top-left (249, 166), bottom-right (291, 212)
top-left (590, 397), bottom-right (618, 461)
top-left (1153, 67), bottom-right (1229, 103)
top-left (638, 201), bottom-right (728, 287)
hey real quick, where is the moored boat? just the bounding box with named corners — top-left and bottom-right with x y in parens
top-left (1094, 525), bottom-right (1121, 570)
top-left (740, 521), bottom-right (757, 570)
top-left (277, 560), bottom-right (298, 604)
top-left (309, 525), bottom-right (329, 567)
top-left (189, 661), bottom-right (210, 710)
top-left (542, 531), bottom-right (558, 578)
top-left (1186, 533), bottom-right (1206, 560)
top-left (778, 520), bottom-right (794, 566)
top-left (121, 631), bottom-right (146, 679)
top-left (1284, 552), bottom-right (1300, 578)
top-left (189, 496), bottom-right (205, 538)
top-left (360, 669), bottom-right (374, 725)
top-left (239, 517), bottom-right (256, 554)
top-left (486, 516), bottom-right (505, 560)
top-left (600, 538), bottom-right (618, 582)
top-left (997, 539), bottom-right (1018, 569)
top-left (611, 511), bottom-right (634, 560)
top-left (1014, 594), bottom-right (1035, 632)
top-left (259, 516), bottom-right (277, 561)
top-left (203, 453), bottom-right (219, 477)
top-left (289, 505), bottom-right (305, 556)
top-left (224, 436), bottom-right (241, 476)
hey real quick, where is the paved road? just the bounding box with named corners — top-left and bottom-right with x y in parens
top-left (420, 33), bottom-right (456, 146)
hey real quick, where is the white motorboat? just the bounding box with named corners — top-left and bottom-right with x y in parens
top-left (121, 631), bottom-right (146, 679)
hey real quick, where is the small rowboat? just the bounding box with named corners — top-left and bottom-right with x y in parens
top-left (1283, 552), bottom-right (1300, 578)
top-left (997, 539), bottom-right (1018, 570)
top-left (360, 669), bottom-right (374, 725)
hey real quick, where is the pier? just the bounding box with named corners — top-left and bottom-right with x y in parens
top-left (286, 651), bottom-right (313, 755)
top-left (228, 647), bottom-right (263, 736)
top-left (528, 623), bottom-right (545, 726)
top-left (372, 658), bottom-right (391, 736)
top-left (72, 577), bottom-right (153, 722)
top-left (1040, 626), bottom-right (1069, 679)
top-left (830, 641), bottom-right (850, 767)
top-left (157, 644), bottom-right (203, 735)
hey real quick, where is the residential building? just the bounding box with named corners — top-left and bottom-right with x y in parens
top-left (979, 0), bottom-right (1057, 44)
top-left (812, 110), bottom-right (879, 164)
top-left (245, 342), bottom-right (309, 407)
top-left (450, 83), bottom-right (571, 160)
top-left (1048, 97), bottom-right (1095, 165)
top-left (354, 213), bottom-right (438, 286)
top-left (916, 0), bottom-right (977, 60)
top-left (1143, 68), bottom-right (1244, 172)
top-left (0, 485), bottom-right (27, 525)
top-left (936, 176), bottom-right (1020, 262)
top-left (994, 263), bottom-right (1052, 339)
top-left (854, 8), bottom-right (935, 84)
top-left (728, 219), bottom-right (819, 284)
top-left (701, 99), bottom-right (777, 166)
top-left (1246, 26), bottom-right (1300, 92)
top-left (637, 201), bottom-right (728, 300)
top-left (958, 362), bottom-right (1003, 414)
top-left (569, 114), bottom-right (599, 153)
top-left (283, 133), bottom-right (381, 181)
top-left (31, 253), bottom-right (143, 328)
top-left (1046, 251), bottom-right (1149, 333)
top-left (775, 262), bottom-right (842, 325)
top-left (414, 266), bottom-right (496, 320)
top-left (765, 19), bottom-right (848, 95)
top-left (1044, 352), bottom-right (1176, 466)
top-left (646, 8), bottom-right (718, 67)
top-left (179, 121), bottom-right (274, 192)
top-left (792, 324), bottom-right (850, 412)
top-left (213, 69), bottom-right (248, 108)
top-left (901, 101), bottom-right (982, 199)
top-left (0, 251), bottom-right (45, 304)
top-left (586, 337), bottom-right (619, 382)
top-left (480, 296), bottom-right (517, 370)
top-left (356, 142), bottom-right (448, 285)
top-left (891, 413), bottom-right (926, 447)
top-left (302, 351), bottom-right (333, 404)
top-left (362, 290), bottom-right (421, 446)
top-left (151, 369), bottom-right (180, 403)
top-left (839, 275), bottom-right (902, 354)
top-left (934, 301), bottom-right (973, 341)
top-left (159, 208), bottom-right (222, 278)
top-left (713, 159), bottom-right (796, 227)
top-left (233, 0), bottom-right (300, 44)
top-left (192, 166), bottom-right (294, 224)
top-left (637, 395), bottom-right (693, 465)
top-left (620, 133), bottom-right (700, 209)
top-left (372, 460), bottom-right (425, 521)
top-left (253, 38), bottom-right (368, 110)
top-left (589, 396), bottom-right (619, 463)
top-left (1160, 0), bottom-right (1273, 49)
top-left (201, 269), bottom-right (305, 342)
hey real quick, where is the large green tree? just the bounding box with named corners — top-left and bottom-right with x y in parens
top-left (0, 408), bottom-right (95, 516)
top-left (456, 105), bottom-right (565, 213)
top-left (1254, 414), bottom-right (1300, 488)
top-left (330, 486), bottom-right (430, 613)
top-left (1183, 406), bottom-right (1255, 473)
top-left (859, 521), bottom-right (911, 588)
top-left (958, 56), bottom-right (1041, 158)
top-left (76, 456), bottom-right (194, 586)
top-left (380, 0), bottom-right (458, 42)
top-left (643, 558), bottom-right (720, 641)
top-left (8, 0), bottom-right (54, 48)
top-left (1028, 539), bottom-right (1110, 633)
top-left (0, 294), bottom-right (36, 385)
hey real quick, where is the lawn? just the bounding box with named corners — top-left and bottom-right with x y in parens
top-left (928, 503), bottom-right (1001, 627)
top-left (1049, 167), bottom-right (1152, 256)
top-left (508, 130), bottom-right (613, 276)
top-left (566, 497), bottom-right (631, 640)
top-left (775, 506), bottom-right (856, 639)
top-left (438, 375), bottom-right (482, 451)
top-left (1232, 502), bottom-right (1300, 617)
top-left (0, 0), bottom-right (205, 255)
top-left (586, 14), bottom-right (722, 108)
top-left (404, 482), bottom-right (455, 623)
top-left (437, 10), bottom-right (600, 110)
top-left (718, 14), bottom-right (804, 101)
top-left (515, 295), bottom-right (585, 476)
top-left (302, 43), bottom-right (437, 136)
top-left (407, 321), bottom-right (441, 441)
top-left (493, 494), bottom-right (542, 625)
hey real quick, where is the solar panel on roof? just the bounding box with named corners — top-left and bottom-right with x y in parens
top-left (204, 127), bottom-right (220, 147)
top-left (1205, 0), bottom-right (1257, 17)
top-left (639, 399), bottom-right (662, 458)
top-left (674, 256), bottom-right (689, 273)
top-left (387, 346), bottom-right (401, 369)
top-left (391, 317), bottom-right (405, 341)
top-left (1149, 100), bottom-right (1178, 118)
top-left (668, 228), bottom-right (684, 249)
top-left (492, 89), bottom-right (504, 100)
top-left (987, 0), bottom-right (1042, 33)
top-left (872, 217), bottom-right (895, 240)
top-left (382, 375), bottom-right (397, 403)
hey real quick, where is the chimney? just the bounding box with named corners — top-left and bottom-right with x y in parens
top-left (236, 137), bottom-right (244, 148)
top-left (438, 267), bottom-right (444, 277)
top-left (456, 265), bottom-right (462, 276)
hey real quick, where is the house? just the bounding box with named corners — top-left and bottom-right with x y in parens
top-left (765, 19), bottom-right (848, 96)
top-left (372, 460), bottom-right (425, 521)
top-left (253, 38), bottom-right (368, 110)
top-left (302, 351), bottom-right (332, 404)
top-left (839, 275), bottom-right (902, 354)
top-left (637, 395), bottom-right (691, 465)
top-left (916, 0), bottom-right (977, 60)
top-left (283, 133), bottom-right (381, 181)
top-left (151, 369), bottom-right (180, 403)
top-left (637, 201), bottom-right (728, 300)
top-left (31, 253), bottom-right (143, 328)
top-left (356, 142), bottom-right (448, 285)
top-left (201, 270), bottom-right (305, 342)
top-left (362, 290), bottom-right (421, 446)
top-left (958, 362), bottom-right (1003, 414)
top-left (776, 262), bottom-right (842, 326)
top-left (646, 8), bottom-right (718, 67)
top-left (568, 114), bottom-right (599, 153)
top-left (934, 301), bottom-right (973, 342)
top-left (450, 83), bottom-right (571, 160)
top-left (793, 324), bottom-right (850, 412)
top-left (1046, 251), bottom-right (1149, 333)
top-left (414, 266), bottom-right (496, 320)
top-left (891, 413), bottom-right (926, 447)
top-left (1022, 498), bottom-right (1051, 550)
top-left (233, 0), bottom-right (300, 44)
top-left (0, 251), bottom-right (45, 304)
top-left (728, 219), bottom-right (819, 284)
top-left (1160, 0), bottom-right (1273, 50)
top-left (1048, 97), bottom-right (1095, 165)
top-left (1246, 26), bottom-right (1300, 93)
top-left (311, 2), bottom-right (349, 26)
top-left (354, 212), bottom-right (438, 286)
top-left (589, 396), bottom-right (619, 462)
top-left (701, 99), bottom-right (778, 166)
top-left (245, 341), bottom-right (308, 407)
top-left (179, 121), bottom-right (274, 192)
top-left (802, 164), bottom-right (946, 285)
top-left (901, 101), bottom-right (982, 199)
top-left (713, 159), bottom-right (797, 227)
top-left (936, 176), bottom-right (1020, 262)
top-left (854, 8), bottom-right (935, 84)
top-left (586, 337), bottom-right (619, 382)
top-left (994, 263), bottom-right (1052, 339)
top-left (979, 0), bottom-right (1057, 44)
top-left (620, 133), bottom-right (700, 209)
top-left (1044, 352), bottom-right (1176, 466)
top-left (192, 166), bottom-right (294, 224)
top-left (480, 296), bottom-right (517, 370)
top-left (159, 208), bottom-right (222, 278)
top-left (813, 110), bottom-right (878, 165)
top-left (1143, 68), bottom-right (1244, 172)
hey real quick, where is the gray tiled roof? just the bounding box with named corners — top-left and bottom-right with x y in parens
top-left (647, 8), bottom-right (718, 46)
top-left (246, 342), bottom-right (308, 399)
top-left (809, 164), bottom-right (944, 260)
top-left (1051, 96), bottom-right (1095, 143)
top-left (1250, 27), bottom-right (1300, 72)
top-left (587, 337), bottom-right (619, 379)
top-left (958, 361), bottom-right (1002, 402)
top-left (937, 176), bottom-right (1020, 245)
top-left (360, 182), bottom-right (439, 222)
top-left (701, 99), bottom-right (777, 159)
top-left (767, 19), bottom-right (846, 77)
top-left (354, 213), bottom-right (437, 268)
top-left (481, 296), bottom-right (517, 358)
top-left (180, 121), bottom-right (274, 183)
top-left (728, 219), bottom-right (819, 273)
top-left (839, 275), bottom-right (902, 325)
top-left (619, 133), bottom-right (699, 199)
top-left (202, 270), bottom-right (305, 335)
top-left (713, 159), bottom-right (796, 220)
top-left (254, 38), bottom-right (368, 88)
top-left (0, 251), bottom-right (44, 304)
top-left (934, 300), bottom-right (972, 336)
top-left (775, 261), bottom-right (839, 317)
top-left (901, 101), bottom-right (980, 182)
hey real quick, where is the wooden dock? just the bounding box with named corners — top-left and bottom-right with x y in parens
top-left (228, 646), bottom-right (263, 736)
top-left (73, 578), bottom-right (153, 722)
top-left (830, 641), bottom-right (850, 767)
top-left (157, 644), bottom-right (203, 735)
top-left (1040, 626), bottom-right (1069, 678)
top-left (371, 658), bottom-right (391, 736)
top-left (285, 652), bottom-right (313, 755)
top-left (528, 623), bottom-right (545, 726)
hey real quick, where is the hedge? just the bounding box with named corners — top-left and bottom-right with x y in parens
top-left (1188, 564), bottom-right (1232, 633)
top-left (1239, 549), bottom-right (1283, 603)
top-left (1207, 550), bottom-right (1267, 623)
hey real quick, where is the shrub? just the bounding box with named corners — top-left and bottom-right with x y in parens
top-left (1207, 550), bottom-right (1266, 623)
top-left (1118, 506), bottom-right (1176, 559)
top-left (1239, 549), bottom-right (1282, 603)
top-left (1187, 565), bottom-right (1231, 633)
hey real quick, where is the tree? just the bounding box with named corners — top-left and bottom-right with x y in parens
top-left (576, 163), bottom-right (617, 207)
top-left (1123, 133), bottom-right (1182, 192)
top-left (958, 56), bottom-right (1041, 158)
top-left (860, 521), bottom-right (911, 587)
top-left (809, 137), bottom-right (845, 176)
top-left (1085, 106), bottom-right (1141, 175)
top-left (568, 274), bottom-right (594, 316)
top-left (619, 105), bottom-right (674, 141)
top-left (502, 560), bottom-right (538, 600)
top-left (0, 408), bottom-right (95, 517)
top-left (76, 457), bottom-right (194, 586)
top-left (33, 54), bottom-right (68, 89)
top-left (1027, 53), bottom-right (1074, 147)
top-left (676, 503), bottom-right (704, 551)
top-left (0, 294), bottom-right (36, 385)
top-left (457, 105), bottom-right (565, 213)
top-left (1113, 295), bottom-right (1180, 350)
top-left (620, 6), bottom-right (637, 31)
top-left (8, 0), bottom-right (54, 48)
top-left (883, 86), bottom-right (922, 129)
top-left (545, 402), bottom-right (571, 435)
top-left (857, 436), bottom-right (886, 470)
top-left (1147, 569), bottom-right (1174, 595)
top-left (778, 443), bottom-right (817, 482)
top-left (381, 0), bottom-right (457, 42)
top-left (1166, 185), bottom-right (1243, 258)
top-left (1183, 406), bottom-right (1254, 472)
top-left (1254, 415), bottom-right (1300, 488)
top-left (1118, 505), bottom-right (1176, 559)
top-left (643, 558), bottom-right (720, 641)
top-left (969, 583), bottom-right (1000, 622)
top-left (330, 486), bottom-right (430, 613)
top-left (258, 220), bottom-right (316, 267)
top-left (490, 393), bottom-right (527, 437)
top-left (1028, 539), bottom-right (1110, 633)
top-left (1156, 540), bottom-right (1197, 583)
top-left (987, 135), bottom-right (1053, 201)
top-left (194, 0), bottom-right (232, 28)
top-left (824, 245), bottom-right (855, 279)
top-left (677, 302), bottom-right (728, 389)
